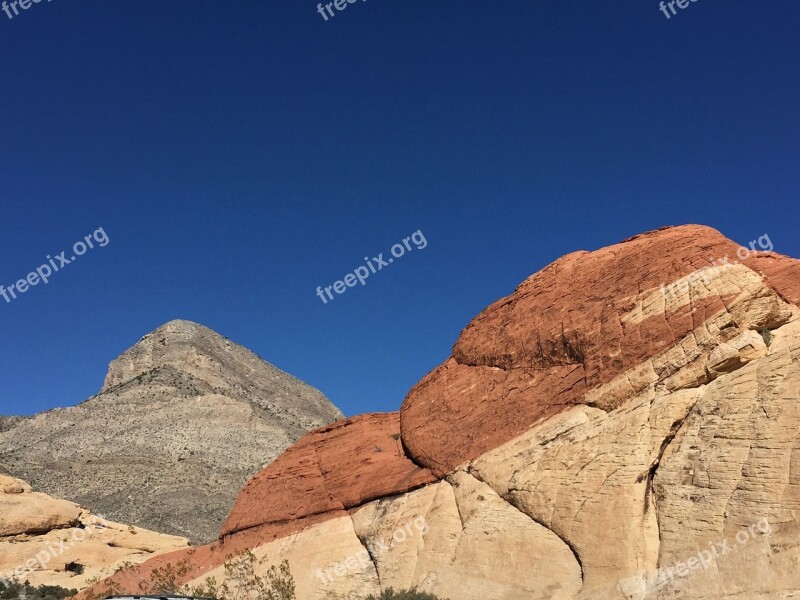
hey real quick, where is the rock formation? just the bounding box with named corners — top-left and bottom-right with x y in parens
top-left (0, 320), bottom-right (343, 543)
top-left (0, 475), bottom-right (187, 589)
top-left (78, 225), bottom-right (800, 599)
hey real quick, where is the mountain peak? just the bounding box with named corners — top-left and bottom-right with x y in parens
top-left (101, 319), bottom-right (228, 392)
top-left (101, 317), bottom-right (343, 428)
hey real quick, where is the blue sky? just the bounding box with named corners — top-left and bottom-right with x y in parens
top-left (1, 1), bottom-right (798, 418)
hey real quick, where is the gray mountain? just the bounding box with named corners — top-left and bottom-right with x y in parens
top-left (0, 319), bottom-right (343, 543)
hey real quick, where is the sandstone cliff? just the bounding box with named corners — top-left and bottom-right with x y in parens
top-left (0, 475), bottom-right (187, 589)
top-left (79, 226), bottom-right (800, 599)
top-left (0, 320), bottom-right (344, 543)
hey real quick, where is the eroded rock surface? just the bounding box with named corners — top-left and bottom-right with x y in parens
top-left (401, 225), bottom-right (795, 475)
top-left (78, 226), bottom-right (800, 600)
top-left (0, 475), bottom-right (187, 590)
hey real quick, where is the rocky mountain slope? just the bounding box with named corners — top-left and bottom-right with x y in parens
top-left (0, 474), bottom-right (187, 589)
top-left (0, 320), bottom-right (343, 544)
top-left (79, 225), bottom-right (800, 599)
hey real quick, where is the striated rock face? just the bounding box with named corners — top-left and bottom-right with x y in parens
top-left (0, 475), bottom-right (187, 589)
top-left (0, 320), bottom-right (343, 543)
top-left (79, 226), bottom-right (800, 600)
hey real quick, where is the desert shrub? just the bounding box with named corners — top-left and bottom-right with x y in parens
top-left (186, 550), bottom-right (295, 600)
top-left (364, 589), bottom-right (448, 600)
top-left (0, 580), bottom-right (77, 600)
top-left (81, 557), bottom-right (191, 600)
top-left (140, 558), bottom-right (194, 594)
top-left (81, 551), bottom-right (294, 600)
top-left (81, 562), bottom-right (132, 600)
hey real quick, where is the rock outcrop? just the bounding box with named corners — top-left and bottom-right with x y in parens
top-left (222, 412), bottom-right (437, 539)
top-left (78, 226), bottom-right (800, 599)
top-left (0, 475), bottom-right (187, 589)
top-left (0, 320), bottom-right (343, 543)
top-left (401, 225), bottom-right (797, 476)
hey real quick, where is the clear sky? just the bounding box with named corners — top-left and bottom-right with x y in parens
top-left (1, 1), bottom-right (798, 418)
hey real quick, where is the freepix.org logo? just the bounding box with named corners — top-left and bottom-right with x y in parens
top-left (2, 0), bottom-right (55, 21)
top-left (315, 516), bottom-right (429, 585)
top-left (0, 227), bottom-right (110, 306)
top-left (658, 0), bottom-right (703, 20)
top-left (617, 518), bottom-right (772, 598)
top-left (315, 229), bottom-right (427, 305)
top-left (316, 0), bottom-right (367, 22)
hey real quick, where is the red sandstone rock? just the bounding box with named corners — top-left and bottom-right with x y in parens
top-left (748, 252), bottom-right (800, 305)
top-left (400, 225), bottom-right (800, 475)
top-left (222, 412), bottom-right (437, 538)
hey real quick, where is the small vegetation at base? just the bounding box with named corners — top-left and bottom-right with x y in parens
top-left (0, 581), bottom-right (77, 600)
top-left (760, 327), bottom-right (774, 348)
top-left (83, 553), bottom-right (445, 600)
top-left (85, 551), bottom-right (294, 600)
top-left (141, 559), bottom-right (194, 594)
top-left (187, 551), bottom-right (295, 600)
top-left (364, 589), bottom-right (449, 600)
top-left (82, 561), bottom-right (133, 600)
